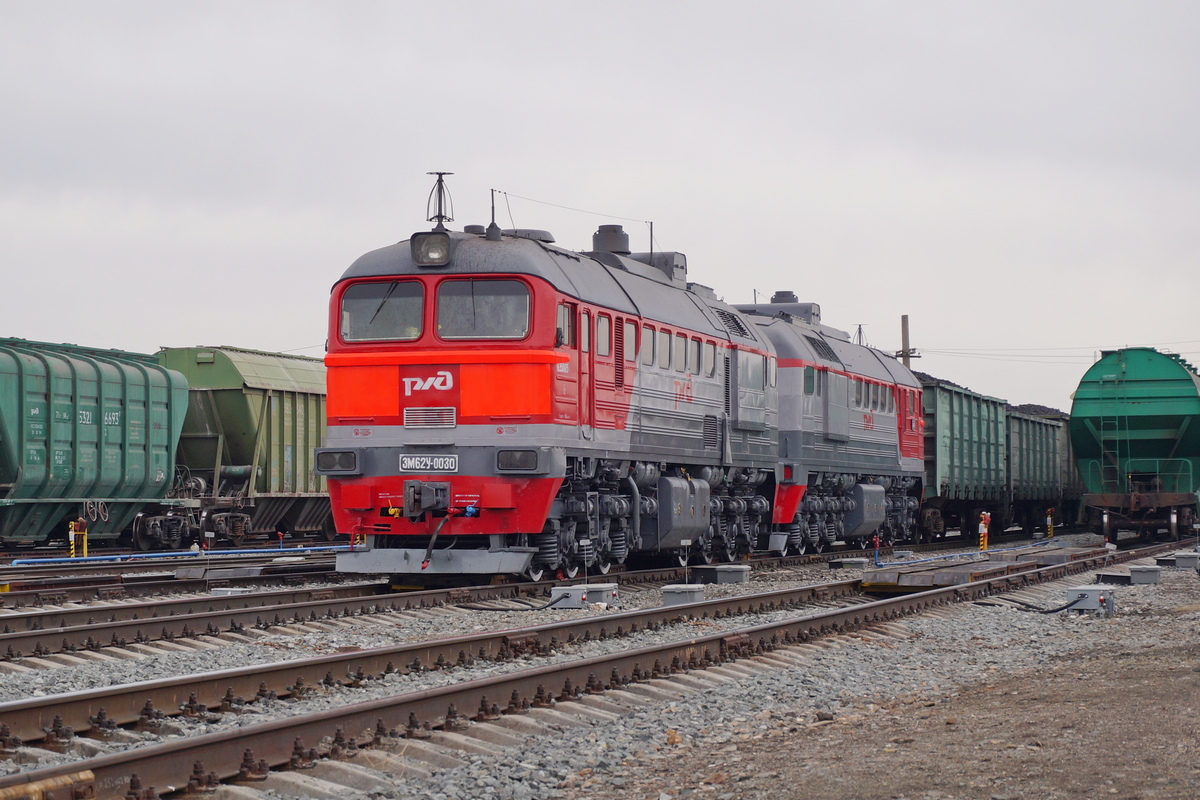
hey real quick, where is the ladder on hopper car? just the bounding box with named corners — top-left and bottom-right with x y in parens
top-left (1096, 368), bottom-right (1129, 494)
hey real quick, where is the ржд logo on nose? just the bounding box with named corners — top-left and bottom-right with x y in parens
top-left (403, 370), bottom-right (454, 396)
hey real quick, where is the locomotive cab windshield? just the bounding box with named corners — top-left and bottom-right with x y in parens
top-left (341, 280), bottom-right (424, 341)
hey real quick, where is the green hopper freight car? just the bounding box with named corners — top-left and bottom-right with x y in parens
top-left (156, 346), bottom-right (334, 547)
top-left (0, 338), bottom-right (188, 547)
top-left (1069, 347), bottom-right (1200, 539)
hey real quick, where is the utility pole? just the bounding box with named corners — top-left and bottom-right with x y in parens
top-left (896, 315), bottom-right (920, 368)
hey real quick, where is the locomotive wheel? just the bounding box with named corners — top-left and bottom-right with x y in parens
top-left (523, 565), bottom-right (546, 582)
top-left (675, 551), bottom-right (689, 568)
top-left (811, 541), bottom-right (825, 554)
top-left (595, 559), bottom-right (612, 575)
top-left (559, 563), bottom-right (581, 579)
top-left (794, 540), bottom-right (808, 556)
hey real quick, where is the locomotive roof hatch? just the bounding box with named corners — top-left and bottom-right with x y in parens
top-left (586, 224), bottom-right (690, 287)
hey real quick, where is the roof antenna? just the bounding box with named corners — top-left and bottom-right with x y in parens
top-left (426, 172), bottom-right (454, 231)
top-left (486, 188), bottom-right (503, 241)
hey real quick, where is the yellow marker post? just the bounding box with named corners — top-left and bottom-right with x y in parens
top-left (70, 517), bottom-right (89, 557)
top-left (978, 511), bottom-right (991, 551)
top-left (1046, 508), bottom-right (1055, 539)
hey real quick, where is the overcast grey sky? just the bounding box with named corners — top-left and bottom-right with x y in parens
top-left (2, 1), bottom-right (1197, 411)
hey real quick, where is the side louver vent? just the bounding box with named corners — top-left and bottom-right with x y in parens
top-left (805, 335), bottom-right (841, 363)
top-left (711, 308), bottom-right (754, 339)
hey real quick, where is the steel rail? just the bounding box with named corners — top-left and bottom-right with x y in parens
top-left (0, 579), bottom-right (862, 743)
top-left (0, 582), bottom-right (533, 659)
top-left (0, 541), bottom-right (1173, 800)
top-left (0, 552), bottom-right (339, 584)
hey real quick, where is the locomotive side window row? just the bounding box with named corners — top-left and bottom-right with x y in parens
top-left (564, 307), bottom-right (727, 379)
top-left (851, 376), bottom-right (896, 413)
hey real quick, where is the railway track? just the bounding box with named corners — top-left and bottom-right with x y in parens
top-left (0, 539), bottom-right (1177, 800)
top-left (0, 532), bottom-right (1117, 658)
top-left (0, 550), bottom-right (347, 607)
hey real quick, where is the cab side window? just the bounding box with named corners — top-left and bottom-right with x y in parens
top-left (596, 315), bottom-right (611, 357)
top-left (641, 325), bottom-right (655, 365)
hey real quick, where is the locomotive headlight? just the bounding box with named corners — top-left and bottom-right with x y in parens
top-left (411, 232), bottom-right (452, 266)
top-left (497, 449), bottom-right (538, 471)
top-left (316, 450), bottom-right (358, 473)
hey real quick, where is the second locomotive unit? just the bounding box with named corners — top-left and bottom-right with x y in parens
top-left (317, 177), bottom-right (925, 580)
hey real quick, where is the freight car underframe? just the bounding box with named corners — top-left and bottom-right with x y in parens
top-left (919, 494), bottom-right (1059, 541)
top-left (129, 470), bottom-right (336, 551)
top-left (1081, 492), bottom-right (1199, 540)
top-left (339, 453), bottom-right (923, 580)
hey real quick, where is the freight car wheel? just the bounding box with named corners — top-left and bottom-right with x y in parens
top-left (134, 527), bottom-right (156, 552)
top-left (319, 515), bottom-right (339, 542)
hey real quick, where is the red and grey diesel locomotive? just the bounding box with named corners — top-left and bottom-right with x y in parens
top-left (316, 191), bottom-right (924, 580)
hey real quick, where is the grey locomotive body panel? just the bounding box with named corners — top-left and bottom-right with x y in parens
top-left (738, 309), bottom-right (918, 481)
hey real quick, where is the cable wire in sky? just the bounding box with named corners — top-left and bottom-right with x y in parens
top-left (496, 191), bottom-right (663, 252)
